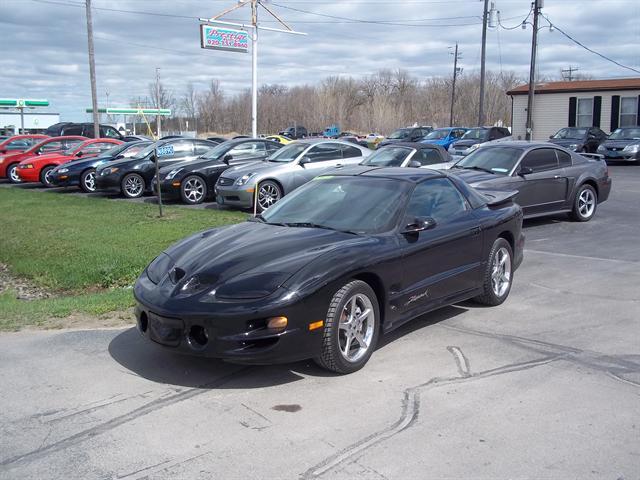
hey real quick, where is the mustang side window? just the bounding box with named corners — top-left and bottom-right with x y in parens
top-left (405, 178), bottom-right (468, 224)
top-left (520, 149), bottom-right (558, 173)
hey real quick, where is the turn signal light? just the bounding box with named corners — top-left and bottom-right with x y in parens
top-left (172, 181), bottom-right (180, 187)
top-left (308, 320), bottom-right (324, 331)
top-left (267, 316), bottom-right (288, 330)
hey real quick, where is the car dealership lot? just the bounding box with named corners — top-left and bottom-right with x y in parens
top-left (1, 165), bottom-right (639, 479)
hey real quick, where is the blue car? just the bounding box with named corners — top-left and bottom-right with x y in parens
top-left (49, 140), bottom-right (152, 192)
top-left (420, 127), bottom-right (468, 150)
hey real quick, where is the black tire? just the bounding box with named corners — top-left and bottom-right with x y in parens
top-left (570, 184), bottom-right (597, 222)
top-left (474, 238), bottom-right (513, 306)
top-left (40, 166), bottom-right (55, 187)
top-left (121, 173), bottom-right (145, 198)
top-left (80, 169), bottom-right (97, 193)
top-left (180, 175), bottom-right (208, 205)
top-left (256, 180), bottom-right (282, 212)
top-left (315, 280), bottom-right (380, 374)
top-left (7, 163), bottom-right (21, 184)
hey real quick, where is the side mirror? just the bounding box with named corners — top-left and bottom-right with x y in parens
top-left (115, 154), bottom-right (124, 159)
top-left (76, 151), bottom-right (84, 157)
top-left (518, 166), bottom-right (533, 176)
top-left (299, 156), bottom-right (311, 166)
top-left (402, 217), bottom-right (436, 234)
top-left (408, 160), bottom-right (422, 168)
top-left (549, 135), bottom-right (554, 139)
top-left (223, 154), bottom-right (233, 164)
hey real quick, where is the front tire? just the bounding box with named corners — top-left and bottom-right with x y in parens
top-left (80, 169), bottom-right (97, 193)
top-left (256, 180), bottom-right (282, 212)
top-left (7, 163), bottom-right (21, 184)
top-left (181, 175), bottom-right (207, 205)
top-left (121, 173), bottom-right (145, 198)
top-left (474, 238), bottom-right (513, 306)
top-left (570, 184), bottom-right (597, 222)
top-left (315, 280), bottom-right (380, 374)
top-left (40, 166), bottom-right (55, 187)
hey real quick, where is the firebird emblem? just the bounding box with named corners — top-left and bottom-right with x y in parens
top-left (406, 289), bottom-right (430, 306)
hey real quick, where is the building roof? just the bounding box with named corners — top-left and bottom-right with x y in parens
top-left (507, 78), bottom-right (640, 96)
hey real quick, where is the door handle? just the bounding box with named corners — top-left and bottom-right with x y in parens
top-left (470, 226), bottom-right (481, 236)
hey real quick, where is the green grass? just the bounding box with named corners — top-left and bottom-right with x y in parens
top-left (0, 188), bottom-right (245, 330)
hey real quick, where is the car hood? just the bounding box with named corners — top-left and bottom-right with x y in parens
top-left (150, 221), bottom-right (370, 300)
top-left (451, 139), bottom-right (484, 148)
top-left (449, 168), bottom-right (503, 186)
top-left (219, 160), bottom-right (284, 179)
top-left (548, 139), bottom-right (583, 147)
top-left (60, 155), bottom-right (114, 171)
top-left (423, 138), bottom-right (448, 146)
top-left (424, 161), bottom-right (456, 170)
top-left (23, 152), bottom-right (71, 165)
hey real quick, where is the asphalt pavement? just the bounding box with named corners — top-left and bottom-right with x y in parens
top-left (1, 165), bottom-right (639, 479)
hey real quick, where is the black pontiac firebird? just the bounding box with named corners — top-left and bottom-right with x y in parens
top-left (134, 167), bottom-right (524, 373)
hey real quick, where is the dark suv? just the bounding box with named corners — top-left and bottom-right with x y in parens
top-left (45, 122), bottom-right (123, 140)
top-left (448, 126), bottom-right (511, 157)
top-left (278, 126), bottom-right (307, 139)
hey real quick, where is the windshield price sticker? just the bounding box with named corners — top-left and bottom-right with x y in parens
top-left (157, 145), bottom-right (174, 157)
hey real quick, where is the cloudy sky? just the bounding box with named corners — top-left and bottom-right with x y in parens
top-left (1, 0), bottom-right (639, 121)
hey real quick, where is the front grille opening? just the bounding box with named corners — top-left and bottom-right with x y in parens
top-left (138, 311), bottom-right (148, 333)
top-left (187, 325), bottom-right (209, 349)
top-left (241, 337), bottom-right (278, 350)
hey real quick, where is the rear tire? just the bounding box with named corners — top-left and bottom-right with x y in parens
top-left (40, 166), bottom-right (55, 187)
top-left (474, 238), bottom-right (513, 306)
top-left (570, 184), bottom-right (597, 222)
top-left (7, 163), bottom-right (21, 184)
top-left (121, 173), bottom-right (145, 198)
top-left (315, 280), bottom-right (380, 374)
top-left (80, 169), bottom-right (97, 193)
top-left (180, 175), bottom-right (207, 205)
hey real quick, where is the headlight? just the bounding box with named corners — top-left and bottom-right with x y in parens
top-left (22, 164), bottom-right (34, 169)
top-left (209, 272), bottom-right (289, 300)
top-left (0, 156), bottom-right (5, 164)
top-left (597, 145), bottom-right (606, 152)
top-left (165, 168), bottom-right (183, 180)
top-left (568, 144), bottom-right (579, 151)
top-left (58, 168), bottom-right (69, 173)
top-left (146, 253), bottom-right (175, 284)
top-left (235, 173), bottom-right (256, 186)
top-left (623, 144), bottom-right (639, 153)
top-left (101, 167), bottom-right (119, 175)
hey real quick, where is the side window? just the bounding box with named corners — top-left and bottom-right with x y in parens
top-left (405, 178), bottom-right (468, 224)
top-left (95, 142), bottom-right (118, 153)
top-left (229, 141), bottom-right (265, 157)
top-left (521, 149), bottom-right (559, 172)
top-left (306, 143), bottom-right (342, 162)
top-left (5, 139), bottom-right (30, 149)
top-left (63, 140), bottom-right (84, 150)
top-left (64, 125), bottom-right (83, 136)
top-left (79, 144), bottom-right (103, 155)
top-left (40, 141), bottom-right (62, 153)
top-left (266, 142), bottom-right (282, 153)
top-left (341, 145), bottom-right (362, 158)
top-left (102, 126), bottom-right (121, 138)
top-left (556, 150), bottom-right (572, 168)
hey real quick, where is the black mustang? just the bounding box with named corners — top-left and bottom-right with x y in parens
top-left (450, 141), bottom-right (612, 221)
top-left (134, 167), bottom-right (524, 373)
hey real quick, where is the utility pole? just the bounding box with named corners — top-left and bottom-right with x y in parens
top-left (525, 0), bottom-right (541, 141)
top-left (85, 0), bottom-right (99, 138)
top-left (478, 0), bottom-right (489, 127)
top-left (155, 68), bottom-right (161, 139)
top-left (449, 43), bottom-right (461, 127)
top-left (562, 66), bottom-right (579, 81)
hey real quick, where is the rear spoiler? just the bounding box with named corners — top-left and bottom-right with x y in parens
top-left (580, 152), bottom-right (604, 161)
top-left (477, 189), bottom-right (519, 207)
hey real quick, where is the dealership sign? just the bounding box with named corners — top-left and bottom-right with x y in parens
top-left (200, 24), bottom-right (248, 53)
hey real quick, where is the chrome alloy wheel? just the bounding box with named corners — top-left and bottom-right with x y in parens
top-left (578, 188), bottom-right (595, 218)
top-left (491, 246), bottom-right (511, 297)
top-left (8, 165), bottom-right (20, 183)
top-left (124, 175), bottom-right (144, 197)
top-left (339, 294), bottom-right (375, 362)
top-left (43, 168), bottom-right (54, 186)
top-left (183, 177), bottom-right (205, 203)
top-left (257, 182), bottom-right (281, 210)
top-left (83, 171), bottom-right (96, 191)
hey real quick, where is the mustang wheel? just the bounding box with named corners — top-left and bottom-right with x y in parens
top-left (80, 169), bottom-right (97, 193)
top-left (257, 180), bottom-right (282, 212)
top-left (570, 184), bottom-right (597, 222)
top-left (316, 280), bottom-right (380, 374)
top-left (122, 173), bottom-right (145, 198)
top-left (474, 238), bottom-right (513, 306)
top-left (40, 166), bottom-right (55, 187)
top-left (7, 163), bottom-right (21, 184)
top-left (181, 175), bottom-right (207, 205)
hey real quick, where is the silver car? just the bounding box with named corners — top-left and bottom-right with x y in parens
top-left (215, 139), bottom-right (371, 211)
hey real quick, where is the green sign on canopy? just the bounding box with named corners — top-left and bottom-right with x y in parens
top-left (0, 98), bottom-right (50, 108)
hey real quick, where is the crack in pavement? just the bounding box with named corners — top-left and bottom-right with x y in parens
top-left (0, 367), bottom-right (251, 469)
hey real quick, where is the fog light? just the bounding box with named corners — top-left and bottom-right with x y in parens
top-left (267, 316), bottom-right (288, 330)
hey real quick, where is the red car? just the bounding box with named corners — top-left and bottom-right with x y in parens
top-left (0, 134), bottom-right (49, 155)
top-left (16, 138), bottom-right (122, 186)
top-left (0, 136), bottom-right (87, 183)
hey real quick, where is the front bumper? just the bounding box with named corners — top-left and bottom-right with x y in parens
top-left (95, 172), bottom-right (123, 192)
top-left (16, 167), bottom-right (40, 182)
top-left (49, 171), bottom-right (80, 187)
top-left (600, 150), bottom-right (639, 162)
top-left (215, 184), bottom-right (255, 208)
top-left (598, 176), bottom-right (613, 203)
top-left (152, 177), bottom-right (181, 200)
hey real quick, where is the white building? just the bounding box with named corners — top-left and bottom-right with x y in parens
top-left (508, 78), bottom-right (640, 140)
top-left (0, 112), bottom-right (60, 135)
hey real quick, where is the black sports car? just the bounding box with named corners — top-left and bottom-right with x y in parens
top-left (548, 127), bottom-right (607, 153)
top-left (50, 141), bottom-right (151, 192)
top-left (134, 167), bottom-right (524, 373)
top-left (94, 138), bottom-right (218, 198)
top-left (360, 142), bottom-right (451, 168)
top-left (449, 141), bottom-right (612, 221)
top-left (155, 138), bottom-right (283, 204)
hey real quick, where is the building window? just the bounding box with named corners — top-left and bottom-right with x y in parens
top-left (620, 97), bottom-right (638, 127)
top-left (576, 98), bottom-right (593, 127)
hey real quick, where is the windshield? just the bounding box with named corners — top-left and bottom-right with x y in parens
top-left (387, 128), bottom-right (411, 140)
top-left (266, 143), bottom-right (307, 162)
top-left (609, 128), bottom-right (640, 140)
top-left (131, 141), bottom-right (160, 159)
top-left (261, 176), bottom-right (409, 234)
top-left (424, 129), bottom-right (449, 140)
top-left (461, 128), bottom-right (489, 140)
top-left (552, 128), bottom-right (586, 139)
top-left (63, 143), bottom-right (86, 155)
top-left (200, 141), bottom-right (233, 160)
top-left (97, 142), bottom-right (131, 158)
top-left (361, 147), bottom-right (412, 167)
top-left (454, 146), bottom-right (524, 175)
